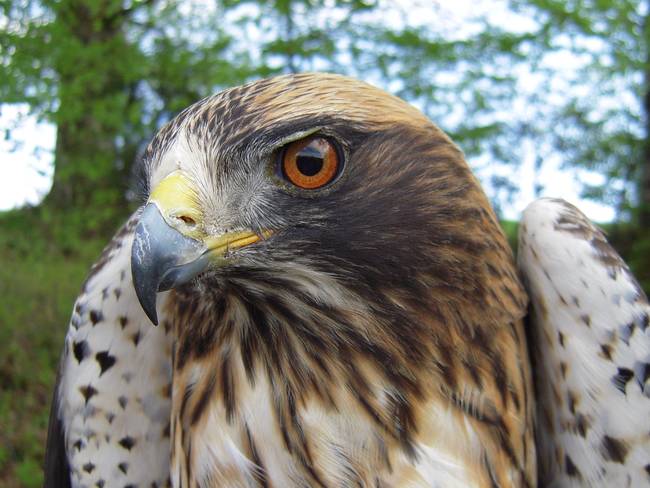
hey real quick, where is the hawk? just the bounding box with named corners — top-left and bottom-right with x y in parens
top-left (44, 73), bottom-right (650, 487)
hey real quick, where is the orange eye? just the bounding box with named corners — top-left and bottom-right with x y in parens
top-left (281, 136), bottom-right (340, 189)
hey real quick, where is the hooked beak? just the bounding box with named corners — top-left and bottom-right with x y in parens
top-left (131, 170), bottom-right (267, 325)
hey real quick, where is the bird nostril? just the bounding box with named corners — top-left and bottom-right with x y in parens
top-left (178, 215), bottom-right (196, 227)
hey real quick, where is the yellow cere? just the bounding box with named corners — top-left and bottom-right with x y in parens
top-left (149, 170), bottom-right (203, 238)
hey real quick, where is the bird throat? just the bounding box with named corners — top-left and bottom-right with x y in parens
top-left (164, 263), bottom-right (434, 486)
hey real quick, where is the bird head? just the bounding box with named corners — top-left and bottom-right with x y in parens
top-left (131, 73), bottom-right (525, 369)
top-left (129, 74), bottom-right (530, 480)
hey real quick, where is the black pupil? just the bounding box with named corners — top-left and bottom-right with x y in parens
top-left (296, 145), bottom-right (324, 176)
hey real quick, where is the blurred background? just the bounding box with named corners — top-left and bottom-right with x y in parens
top-left (0, 0), bottom-right (647, 485)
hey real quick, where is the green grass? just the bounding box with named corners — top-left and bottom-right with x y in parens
top-left (500, 220), bottom-right (519, 254)
top-left (0, 208), bottom-right (107, 487)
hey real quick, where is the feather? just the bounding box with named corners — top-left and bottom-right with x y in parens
top-left (44, 212), bottom-right (173, 487)
top-left (518, 198), bottom-right (650, 486)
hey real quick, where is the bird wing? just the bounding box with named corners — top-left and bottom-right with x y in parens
top-left (44, 210), bottom-right (173, 488)
top-left (518, 198), bottom-right (650, 486)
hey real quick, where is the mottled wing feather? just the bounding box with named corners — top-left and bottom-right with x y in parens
top-left (518, 198), bottom-right (650, 486)
top-left (44, 211), bottom-right (174, 488)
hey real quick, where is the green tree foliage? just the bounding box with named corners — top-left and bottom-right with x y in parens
top-left (1, 0), bottom-right (255, 236)
top-left (504, 0), bottom-right (649, 291)
top-left (507, 0), bottom-right (647, 221)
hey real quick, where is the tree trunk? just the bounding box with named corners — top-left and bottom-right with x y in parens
top-left (48, 115), bottom-right (127, 227)
top-left (641, 0), bottom-right (650, 228)
top-left (44, 0), bottom-right (137, 232)
top-left (642, 97), bottom-right (650, 227)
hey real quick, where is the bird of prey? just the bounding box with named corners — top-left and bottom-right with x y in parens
top-left (44, 73), bottom-right (650, 488)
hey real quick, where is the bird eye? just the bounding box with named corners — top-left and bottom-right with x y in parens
top-left (280, 136), bottom-right (340, 189)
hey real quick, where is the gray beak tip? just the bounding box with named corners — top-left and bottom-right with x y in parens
top-left (138, 288), bottom-right (159, 326)
top-left (131, 224), bottom-right (160, 326)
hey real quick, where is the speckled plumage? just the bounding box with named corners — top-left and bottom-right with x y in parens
top-left (45, 74), bottom-right (649, 488)
top-left (45, 213), bottom-right (173, 488)
top-left (519, 198), bottom-right (650, 486)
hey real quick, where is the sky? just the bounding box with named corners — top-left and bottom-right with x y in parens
top-left (0, 105), bottom-right (56, 210)
top-left (0, 0), bottom-right (618, 222)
